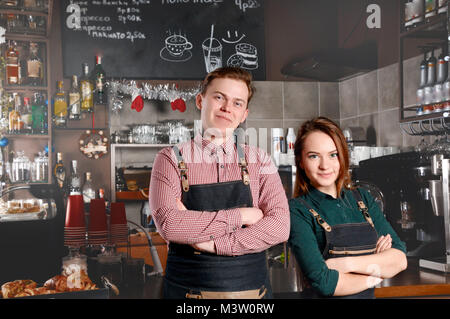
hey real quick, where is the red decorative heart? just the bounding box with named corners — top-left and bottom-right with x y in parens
top-left (171, 98), bottom-right (186, 112)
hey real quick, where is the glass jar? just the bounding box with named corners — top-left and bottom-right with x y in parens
top-left (32, 151), bottom-right (48, 182)
top-left (11, 151), bottom-right (31, 183)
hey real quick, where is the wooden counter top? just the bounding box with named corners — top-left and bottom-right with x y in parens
top-left (375, 258), bottom-right (450, 298)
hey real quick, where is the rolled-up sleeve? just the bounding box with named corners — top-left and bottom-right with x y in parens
top-left (149, 148), bottom-right (242, 245)
top-left (288, 199), bottom-right (339, 297)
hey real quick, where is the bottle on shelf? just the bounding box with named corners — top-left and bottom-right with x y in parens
top-left (438, 0), bottom-right (448, 13)
top-left (423, 49), bottom-right (437, 114)
top-left (433, 49), bottom-right (448, 113)
top-left (416, 50), bottom-right (428, 115)
top-left (26, 42), bottom-right (43, 86)
top-left (68, 75), bottom-right (81, 120)
top-left (80, 63), bottom-right (94, 113)
top-left (69, 160), bottom-right (81, 195)
top-left (6, 41), bottom-right (19, 85)
top-left (23, 0), bottom-right (37, 9)
top-left (21, 96), bottom-right (32, 133)
top-left (82, 171), bottom-right (96, 204)
top-left (8, 93), bottom-right (22, 133)
top-left (53, 80), bottom-right (68, 127)
top-left (286, 128), bottom-right (296, 155)
top-left (91, 55), bottom-right (107, 105)
top-left (53, 152), bottom-right (66, 190)
top-left (31, 92), bottom-right (46, 134)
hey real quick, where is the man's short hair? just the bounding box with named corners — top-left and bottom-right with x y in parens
top-left (200, 67), bottom-right (255, 105)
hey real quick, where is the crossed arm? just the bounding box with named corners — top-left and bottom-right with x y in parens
top-left (326, 235), bottom-right (407, 296)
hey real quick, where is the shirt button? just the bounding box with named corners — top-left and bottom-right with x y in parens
top-left (210, 235), bottom-right (214, 240)
top-left (233, 227), bottom-right (237, 231)
top-left (220, 165), bottom-right (224, 168)
top-left (337, 204), bottom-right (341, 208)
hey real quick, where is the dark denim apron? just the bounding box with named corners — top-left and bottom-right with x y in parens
top-left (163, 143), bottom-right (270, 299)
top-left (297, 189), bottom-right (378, 299)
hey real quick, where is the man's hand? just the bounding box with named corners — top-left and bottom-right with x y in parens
top-left (239, 207), bottom-right (263, 226)
top-left (176, 198), bottom-right (187, 211)
top-left (191, 240), bottom-right (216, 253)
top-left (175, 199), bottom-right (216, 253)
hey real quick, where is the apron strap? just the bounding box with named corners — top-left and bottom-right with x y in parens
top-left (236, 143), bottom-right (250, 185)
top-left (296, 198), bottom-right (332, 232)
top-left (173, 146), bottom-right (189, 192)
top-left (351, 188), bottom-right (375, 228)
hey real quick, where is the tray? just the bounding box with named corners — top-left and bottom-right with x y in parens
top-left (17, 287), bottom-right (110, 299)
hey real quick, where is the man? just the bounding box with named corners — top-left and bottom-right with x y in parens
top-left (149, 67), bottom-right (290, 299)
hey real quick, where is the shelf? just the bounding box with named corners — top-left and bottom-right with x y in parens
top-left (53, 127), bottom-right (108, 131)
top-left (112, 144), bottom-right (173, 148)
top-left (4, 133), bottom-right (49, 139)
top-left (398, 0), bottom-right (450, 136)
top-left (401, 13), bottom-right (447, 39)
top-left (5, 33), bottom-right (48, 42)
top-left (116, 190), bottom-right (148, 201)
top-left (0, 9), bottom-right (48, 16)
top-left (3, 85), bottom-right (48, 91)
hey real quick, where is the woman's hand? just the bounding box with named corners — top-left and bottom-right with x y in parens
top-left (376, 234), bottom-right (392, 253)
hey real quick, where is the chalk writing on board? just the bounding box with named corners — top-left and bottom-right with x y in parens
top-left (160, 32), bottom-right (194, 63)
top-left (64, 1), bottom-right (147, 43)
top-left (235, 0), bottom-right (260, 12)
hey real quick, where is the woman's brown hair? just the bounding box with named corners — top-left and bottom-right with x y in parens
top-left (293, 117), bottom-right (353, 198)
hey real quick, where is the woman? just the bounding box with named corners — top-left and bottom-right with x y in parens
top-left (288, 117), bottom-right (407, 298)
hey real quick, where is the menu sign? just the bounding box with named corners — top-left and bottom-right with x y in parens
top-left (61, 0), bottom-right (266, 80)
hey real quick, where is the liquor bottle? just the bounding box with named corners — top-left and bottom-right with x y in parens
top-left (8, 93), bottom-right (21, 133)
top-left (31, 92), bottom-right (46, 134)
top-left (21, 97), bottom-right (32, 133)
top-left (6, 41), bottom-right (19, 85)
top-left (90, 55), bottom-right (107, 105)
top-left (27, 42), bottom-right (43, 86)
top-left (82, 172), bottom-right (96, 203)
top-left (23, 0), bottom-right (37, 9)
top-left (80, 63), bottom-right (93, 113)
top-left (69, 75), bottom-right (81, 120)
top-left (53, 152), bottom-right (66, 190)
top-left (53, 80), bottom-right (68, 127)
top-left (69, 160), bottom-right (81, 195)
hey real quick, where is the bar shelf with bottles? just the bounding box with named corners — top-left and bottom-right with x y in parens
top-left (0, 0), bottom-right (51, 37)
top-left (402, 0), bottom-right (448, 35)
top-left (399, 0), bottom-right (450, 132)
top-left (52, 57), bottom-right (108, 131)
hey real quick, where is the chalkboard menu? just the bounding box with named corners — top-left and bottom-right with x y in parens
top-left (61, 0), bottom-right (266, 80)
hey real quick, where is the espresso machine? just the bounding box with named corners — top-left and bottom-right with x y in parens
top-left (419, 154), bottom-right (450, 272)
top-left (353, 151), bottom-right (446, 259)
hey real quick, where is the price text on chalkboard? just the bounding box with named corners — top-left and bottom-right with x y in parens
top-left (61, 0), bottom-right (266, 80)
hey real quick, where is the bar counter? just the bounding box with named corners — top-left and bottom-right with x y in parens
top-left (113, 255), bottom-right (450, 299)
top-left (374, 257), bottom-right (450, 298)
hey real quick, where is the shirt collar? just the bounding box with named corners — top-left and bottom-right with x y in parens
top-left (193, 132), bottom-right (236, 155)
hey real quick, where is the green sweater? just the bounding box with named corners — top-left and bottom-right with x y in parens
top-left (288, 186), bottom-right (407, 297)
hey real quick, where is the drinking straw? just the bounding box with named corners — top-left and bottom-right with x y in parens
top-left (207, 24), bottom-right (214, 67)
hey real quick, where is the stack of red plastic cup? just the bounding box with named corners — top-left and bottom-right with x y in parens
top-left (64, 195), bottom-right (87, 247)
top-left (109, 202), bottom-right (128, 244)
top-left (88, 198), bottom-right (108, 245)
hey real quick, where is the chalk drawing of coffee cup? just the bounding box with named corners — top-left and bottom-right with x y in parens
top-left (165, 34), bottom-right (193, 57)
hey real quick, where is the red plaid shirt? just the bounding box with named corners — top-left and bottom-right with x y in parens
top-left (149, 134), bottom-right (290, 256)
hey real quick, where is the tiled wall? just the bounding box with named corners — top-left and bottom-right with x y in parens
top-left (339, 54), bottom-right (430, 149)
